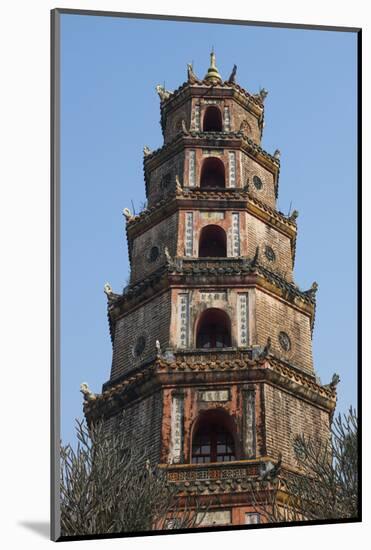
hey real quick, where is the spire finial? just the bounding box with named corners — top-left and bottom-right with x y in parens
top-left (210, 48), bottom-right (216, 68)
top-left (204, 48), bottom-right (222, 84)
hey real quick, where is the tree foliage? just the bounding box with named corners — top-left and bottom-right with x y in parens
top-left (60, 418), bottom-right (203, 536)
top-left (249, 407), bottom-right (358, 523)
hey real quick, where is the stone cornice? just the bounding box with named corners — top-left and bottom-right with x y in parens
top-left (83, 353), bottom-right (336, 423)
top-left (125, 189), bottom-right (296, 244)
top-left (106, 258), bottom-right (316, 342)
top-left (164, 461), bottom-right (301, 497)
top-left (159, 81), bottom-right (264, 123)
top-left (144, 130), bottom-right (279, 169)
top-left (143, 131), bottom-right (280, 197)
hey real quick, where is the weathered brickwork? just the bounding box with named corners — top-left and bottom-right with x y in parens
top-left (161, 383), bottom-right (261, 464)
top-left (246, 213), bottom-right (293, 280)
top-left (170, 288), bottom-right (255, 349)
top-left (185, 146), bottom-right (243, 189)
top-left (241, 152), bottom-right (276, 207)
top-left (188, 97), bottom-right (261, 143)
top-left (110, 291), bottom-right (171, 380)
top-left (225, 99), bottom-right (260, 143)
top-left (264, 383), bottom-right (330, 468)
top-left (147, 151), bottom-right (184, 206)
top-left (163, 101), bottom-right (192, 144)
top-left (130, 212), bottom-right (178, 283)
top-left (255, 289), bottom-right (314, 375)
top-left (104, 392), bottom-right (163, 464)
top-left (177, 209), bottom-right (248, 258)
top-left (90, 55), bottom-right (334, 529)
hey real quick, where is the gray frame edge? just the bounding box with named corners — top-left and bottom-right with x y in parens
top-left (51, 8), bottom-right (61, 542)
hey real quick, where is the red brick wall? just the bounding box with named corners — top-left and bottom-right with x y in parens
top-left (130, 212), bottom-right (178, 283)
top-left (147, 151), bottom-right (184, 206)
top-left (110, 291), bottom-right (172, 380)
top-left (264, 383), bottom-right (331, 468)
top-left (242, 152), bottom-right (276, 207)
top-left (246, 213), bottom-right (294, 280)
top-left (255, 289), bottom-right (314, 376)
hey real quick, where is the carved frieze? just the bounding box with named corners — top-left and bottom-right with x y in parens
top-left (242, 388), bottom-right (256, 458)
top-left (184, 212), bottom-right (193, 256)
top-left (178, 293), bottom-right (190, 349)
top-left (231, 212), bottom-right (240, 257)
top-left (169, 392), bottom-right (184, 464)
top-left (198, 389), bottom-right (230, 402)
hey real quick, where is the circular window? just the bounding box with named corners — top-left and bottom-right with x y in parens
top-left (278, 331), bottom-right (291, 352)
top-left (265, 245), bottom-right (276, 262)
top-left (133, 335), bottom-right (146, 357)
top-left (253, 175), bottom-right (263, 190)
top-left (148, 245), bottom-right (160, 263)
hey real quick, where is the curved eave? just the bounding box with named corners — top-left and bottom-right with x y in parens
top-left (84, 353), bottom-right (336, 424)
top-left (125, 190), bottom-right (296, 242)
top-left (106, 259), bottom-right (316, 344)
top-left (159, 80), bottom-right (264, 116)
top-left (143, 131), bottom-right (280, 197)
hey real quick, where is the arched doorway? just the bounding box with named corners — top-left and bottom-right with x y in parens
top-left (192, 409), bottom-right (237, 463)
top-left (203, 106), bottom-right (223, 132)
top-left (196, 308), bottom-right (231, 349)
top-left (200, 157), bottom-right (225, 188)
top-left (199, 225), bottom-right (227, 257)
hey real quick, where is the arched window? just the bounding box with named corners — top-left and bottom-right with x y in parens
top-left (192, 410), bottom-right (236, 463)
top-left (196, 308), bottom-right (231, 349)
top-left (200, 157), bottom-right (225, 188)
top-left (199, 225), bottom-right (227, 258)
top-left (203, 106), bottom-right (223, 132)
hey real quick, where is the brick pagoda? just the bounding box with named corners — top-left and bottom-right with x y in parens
top-left (84, 52), bottom-right (337, 527)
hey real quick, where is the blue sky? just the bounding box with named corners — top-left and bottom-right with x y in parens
top-left (60, 14), bottom-right (357, 445)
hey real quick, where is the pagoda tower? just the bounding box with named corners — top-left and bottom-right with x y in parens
top-left (84, 53), bottom-right (337, 528)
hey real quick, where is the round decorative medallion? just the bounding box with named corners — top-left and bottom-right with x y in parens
top-left (253, 175), bottom-right (263, 190)
top-left (278, 331), bottom-right (291, 352)
top-left (148, 245), bottom-right (160, 263)
top-left (265, 245), bottom-right (276, 262)
top-left (133, 335), bottom-right (146, 357)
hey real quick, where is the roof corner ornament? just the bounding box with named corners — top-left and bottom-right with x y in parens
top-left (227, 64), bottom-right (237, 83)
top-left (259, 88), bottom-right (268, 101)
top-left (273, 149), bottom-right (281, 160)
top-left (259, 452), bottom-right (282, 481)
top-left (175, 174), bottom-right (183, 194)
top-left (104, 282), bottom-right (113, 296)
top-left (251, 245), bottom-right (260, 268)
top-left (187, 63), bottom-right (199, 84)
top-left (289, 209), bottom-right (299, 222)
top-left (181, 119), bottom-right (189, 135)
top-left (155, 84), bottom-right (172, 102)
top-left (164, 246), bottom-right (172, 263)
top-left (259, 336), bottom-right (272, 359)
top-left (305, 281), bottom-right (319, 300)
top-left (164, 246), bottom-right (176, 269)
top-left (80, 382), bottom-right (97, 402)
top-left (323, 373), bottom-right (340, 392)
top-left (104, 282), bottom-right (119, 305)
top-left (143, 145), bottom-right (152, 157)
top-left (155, 339), bottom-right (162, 357)
top-left (123, 207), bottom-right (133, 221)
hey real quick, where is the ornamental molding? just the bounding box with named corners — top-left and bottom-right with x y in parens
top-left (159, 81), bottom-right (264, 119)
top-left (83, 353), bottom-right (336, 425)
top-left (106, 259), bottom-right (316, 343)
top-left (125, 190), bottom-right (296, 246)
top-left (143, 132), bottom-right (279, 179)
